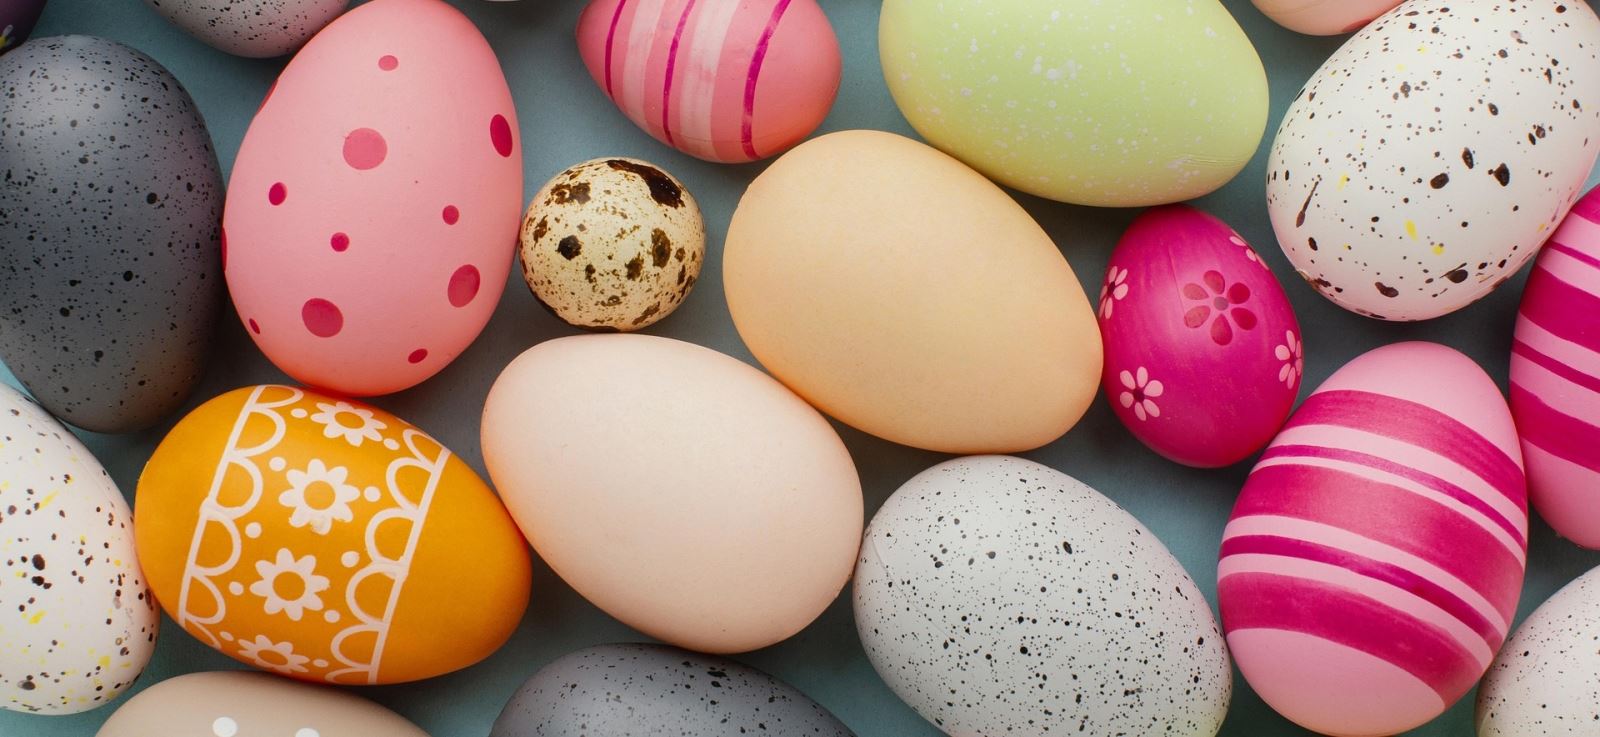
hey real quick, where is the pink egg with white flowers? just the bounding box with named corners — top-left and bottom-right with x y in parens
top-left (1097, 205), bottom-right (1301, 468)
top-left (223, 0), bottom-right (522, 396)
top-left (1220, 341), bottom-right (1527, 737)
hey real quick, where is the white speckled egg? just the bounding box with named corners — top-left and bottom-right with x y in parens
top-left (1267, 0), bottom-right (1600, 321)
top-left (854, 455), bottom-right (1231, 736)
top-left (520, 158), bottom-right (704, 331)
top-left (1477, 565), bottom-right (1600, 736)
top-left (0, 384), bottom-right (157, 714)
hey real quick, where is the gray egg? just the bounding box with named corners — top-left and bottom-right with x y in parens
top-left (0, 36), bottom-right (222, 433)
top-left (144, 0), bottom-right (349, 58)
top-left (491, 643), bottom-right (855, 737)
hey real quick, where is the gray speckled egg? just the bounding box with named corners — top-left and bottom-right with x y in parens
top-left (144, 0), bottom-right (349, 58)
top-left (854, 455), bottom-right (1231, 737)
top-left (490, 643), bottom-right (855, 737)
top-left (0, 36), bottom-right (222, 433)
top-left (1266, 0), bottom-right (1600, 321)
top-left (1477, 565), bottom-right (1600, 736)
top-left (520, 157), bottom-right (704, 332)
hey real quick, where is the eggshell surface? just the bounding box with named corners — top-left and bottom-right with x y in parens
top-left (723, 130), bottom-right (1101, 454)
top-left (1250, 0), bottom-right (1401, 36)
top-left (1476, 565), bottom-right (1600, 736)
top-left (144, 0), bottom-right (349, 58)
top-left (855, 455), bottom-right (1232, 737)
top-left (576, 0), bottom-right (840, 163)
top-left (0, 384), bottom-right (157, 714)
top-left (1267, 0), bottom-right (1600, 321)
top-left (1099, 205), bottom-right (1302, 468)
top-left (0, 0), bottom-right (45, 53)
top-left (134, 385), bottom-right (531, 684)
top-left (95, 670), bottom-right (430, 736)
top-left (224, 0), bottom-right (522, 396)
top-left (481, 334), bottom-right (862, 654)
top-left (1220, 341), bottom-right (1527, 736)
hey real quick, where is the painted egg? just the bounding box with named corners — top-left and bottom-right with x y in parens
top-left (224, 0), bottom-right (522, 396)
top-left (1250, 0), bottom-right (1402, 36)
top-left (1220, 341), bottom-right (1527, 736)
top-left (520, 158), bottom-right (704, 331)
top-left (482, 335), bottom-right (861, 654)
top-left (1510, 186), bottom-right (1600, 549)
top-left (144, 0), bottom-right (350, 58)
top-left (1267, 0), bottom-right (1600, 321)
top-left (1476, 565), bottom-right (1600, 737)
top-left (490, 643), bottom-right (855, 737)
top-left (0, 383), bottom-right (157, 715)
top-left (855, 455), bottom-right (1232, 737)
top-left (95, 671), bottom-right (429, 736)
top-left (134, 385), bottom-right (531, 685)
top-left (0, 36), bottom-right (222, 433)
top-left (1100, 205), bottom-right (1302, 468)
top-left (0, 0), bottom-right (46, 54)
top-left (575, 0), bottom-right (840, 163)
top-left (724, 130), bottom-right (1101, 454)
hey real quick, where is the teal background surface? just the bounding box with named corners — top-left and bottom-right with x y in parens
top-left (3, 0), bottom-right (1599, 734)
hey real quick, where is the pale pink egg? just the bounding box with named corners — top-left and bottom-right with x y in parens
top-left (223, 0), bottom-right (522, 396)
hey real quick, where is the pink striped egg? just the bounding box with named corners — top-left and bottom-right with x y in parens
top-left (1220, 341), bottom-right (1527, 736)
top-left (576, 0), bottom-right (841, 163)
top-left (1098, 205), bottom-right (1301, 468)
top-left (1511, 186), bottom-right (1600, 549)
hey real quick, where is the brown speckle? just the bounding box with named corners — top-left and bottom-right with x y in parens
top-left (650, 229), bottom-right (672, 268)
top-left (557, 235), bottom-right (582, 260)
top-left (625, 256), bottom-right (644, 280)
top-left (606, 159), bottom-right (684, 208)
top-left (1376, 282), bottom-right (1399, 298)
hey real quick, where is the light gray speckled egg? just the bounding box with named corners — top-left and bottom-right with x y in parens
top-left (0, 36), bottom-right (222, 433)
top-left (489, 643), bottom-right (855, 737)
top-left (144, 0), bottom-right (349, 58)
top-left (854, 455), bottom-right (1231, 737)
top-left (520, 158), bottom-right (704, 332)
top-left (1476, 565), bottom-right (1600, 736)
top-left (1266, 0), bottom-right (1600, 321)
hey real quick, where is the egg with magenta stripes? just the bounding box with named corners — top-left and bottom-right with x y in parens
top-left (1220, 341), bottom-right (1526, 737)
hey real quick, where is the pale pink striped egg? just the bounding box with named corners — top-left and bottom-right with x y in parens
top-left (1511, 186), bottom-right (1600, 549)
top-left (1220, 341), bottom-right (1527, 736)
top-left (576, 0), bottom-right (841, 163)
top-left (1098, 205), bottom-right (1301, 468)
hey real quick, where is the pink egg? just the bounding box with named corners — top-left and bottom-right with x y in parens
top-left (576, 0), bottom-right (841, 163)
top-left (223, 0), bottom-right (522, 396)
top-left (1511, 186), bottom-right (1600, 549)
top-left (1097, 205), bottom-right (1301, 468)
top-left (1219, 342), bottom-right (1527, 736)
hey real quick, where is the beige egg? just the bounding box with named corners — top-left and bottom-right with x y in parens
top-left (95, 671), bottom-right (429, 736)
top-left (520, 158), bottom-right (705, 331)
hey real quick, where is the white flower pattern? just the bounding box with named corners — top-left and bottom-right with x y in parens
top-left (249, 548), bottom-right (329, 621)
top-left (1118, 367), bottom-right (1164, 421)
top-left (236, 634), bottom-right (310, 675)
top-left (308, 401), bottom-right (386, 447)
top-left (1099, 266), bottom-right (1130, 319)
top-left (1230, 232), bottom-right (1271, 270)
top-left (1275, 331), bottom-right (1304, 389)
top-left (279, 459), bottom-right (360, 535)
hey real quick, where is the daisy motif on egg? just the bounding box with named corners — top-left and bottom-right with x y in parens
top-left (1099, 266), bottom-right (1130, 319)
top-left (1183, 271), bottom-right (1257, 346)
top-left (1230, 232), bottom-right (1271, 270)
top-left (279, 459), bottom-right (360, 534)
top-left (1275, 331), bottom-right (1304, 389)
top-left (236, 634), bottom-right (311, 675)
top-left (1118, 367), bottom-right (1164, 421)
top-left (249, 549), bottom-right (330, 621)
top-left (309, 401), bottom-right (387, 447)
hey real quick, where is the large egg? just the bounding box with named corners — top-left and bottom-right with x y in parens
top-left (481, 334), bottom-right (862, 654)
top-left (1267, 0), bottom-right (1600, 321)
top-left (96, 671), bottom-right (429, 736)
top-left (1250, 0), bottom-right (1402, 36)
top-left (1476, 566), bottom-right (1600, 736)
top-left (855, 455), bottom-right (1232, 737)
top-left (0, 384), bottom-right (157, 714)
top-left (1220, 342), bottom-right (1527, 735)
top-left (724, 130), bottom-right (1101, 454)
top-left (0, 0), bottom-right (46, 54)
top-left (1099, 205), bottom-right (1302, 468)
top-left (575, 0), bottom-right (840, 163)
top-left (145, 0), bottom-right (349, 58)
top-left (224, 0), bottom-right (522, 396)
top-left (134, 385), bottom-right (531, 684)
top-left (0, 36), bottom-right (222, 433)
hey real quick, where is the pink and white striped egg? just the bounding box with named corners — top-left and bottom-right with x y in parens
top-left (1220, 341), bottom-right (1527, 737)
top-left (576, 0), bottom-right (841, 163)
top-left (223, 0), bottom-right (522, 396)
top-left (1511, 186), bottom-right (1600, 549)
top-left (1098, 205), bottom-right (1302, 468)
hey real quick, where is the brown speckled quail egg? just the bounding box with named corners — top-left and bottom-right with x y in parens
top-left (520, 157), bottom-right (704, 331)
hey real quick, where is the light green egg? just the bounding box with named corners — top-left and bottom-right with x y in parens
top-left (880, 0), bottom-right (1269, 208)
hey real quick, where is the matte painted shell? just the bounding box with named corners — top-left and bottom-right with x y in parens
top-left (144, 0), bottom-right (350, 58)
top-left (95, 671), bottom-right (430, 736)
top-left (1250, 0), bottom-right (1401, 36)
top-left (1476, 565), bottom-right (1600, 736)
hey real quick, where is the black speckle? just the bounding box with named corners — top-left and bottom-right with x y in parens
top-left (1492, 164), bottom-right (1511, 186)
top-left (557, 235), bottom-right (582, 260)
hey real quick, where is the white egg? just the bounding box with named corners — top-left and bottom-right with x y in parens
top-left (1477, 566), bottom-right (1600, 736)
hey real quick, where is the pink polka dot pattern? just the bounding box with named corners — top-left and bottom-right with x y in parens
top-left (379, 54), bottom-right (398, 71)
top-left (268, 182), bottom-right (286, 205)
top-left (331, 232), bottom-right (350, 252)
top-left (301, 298), bottom-right (343, 338)
top-left (448, 265), bottom-right (480, 307)
top-left (221, 227), bottom-right (228, 269)
top-left (342, 128), bottom-right (388, 170)
top-left (490, 114), bottom-right (513, 157)
top-left (248, 318), bottom-right (260, 334)
top-left (407, 348), bottom-right (428, 364)
top-left (443, 205), bottom-right (460, 225)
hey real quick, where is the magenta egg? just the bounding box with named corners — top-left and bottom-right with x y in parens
top-left (1220, 341), bottom-right (1527, 736)
top-left (1097, 204), bottom-right (1301, 468)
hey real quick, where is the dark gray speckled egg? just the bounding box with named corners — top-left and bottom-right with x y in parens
top-left (144, 0), bottom-right (349, 58)
top-left (1476, 565), bottom-right (1600, 736)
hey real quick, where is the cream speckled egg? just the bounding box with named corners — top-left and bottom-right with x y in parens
top-left (520, 158), bottom-right (704, 331)
top-left (1477, 566), bottom-right (1600, 736)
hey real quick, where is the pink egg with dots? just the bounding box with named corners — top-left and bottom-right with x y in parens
top-left (222, 0), bottom-right (521, 396)
top-left (1098, 205), bottom-right (1302, 468)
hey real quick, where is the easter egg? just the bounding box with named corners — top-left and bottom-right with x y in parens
top-left (724, 130), bottom-right (1101, 454)
top-left (878, 0), bottom-right (1268, 207)
top-left (1220, 342), bottom-right (1527, 736)
top-left (95, 671), bottom-right (429, 736)
top-left (1099, 205), bottom-right (1302, 468)
top-left (490, 643), bottom-right (855, 737)
top-left (134, 385), bottom-right (531, 685)
top-left (575, 0), bottom-right (840, 163)
top-left (855, 456), bottom-right (1232, 737)
top-left (1250, 0), bottom-right (1402, 36)
top-left (1476, 565), bottom-right (1600, 737)
top-left (1267, 0), bottom-right (1600, 321)
top-left (0, 384), bottom-right (157, 714)
top-left (0, 36), bottom-right (222, 433)
top-left (520, 158), bottom-right (704, 331)
top-left (0, 0), bottom-right (46, 53)
top-left (482, 334), bottom-right (861, 654)
top-left (144, 0), bottom-right (350, 58)
top-left (224, 0), bottom-right (522, 396)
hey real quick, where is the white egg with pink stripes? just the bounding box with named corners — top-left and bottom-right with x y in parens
top-left (1219, 341), bottom-right (1527, 737)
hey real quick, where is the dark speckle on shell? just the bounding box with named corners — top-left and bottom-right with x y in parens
top-left (143, 0), bottom-right (348, 58)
